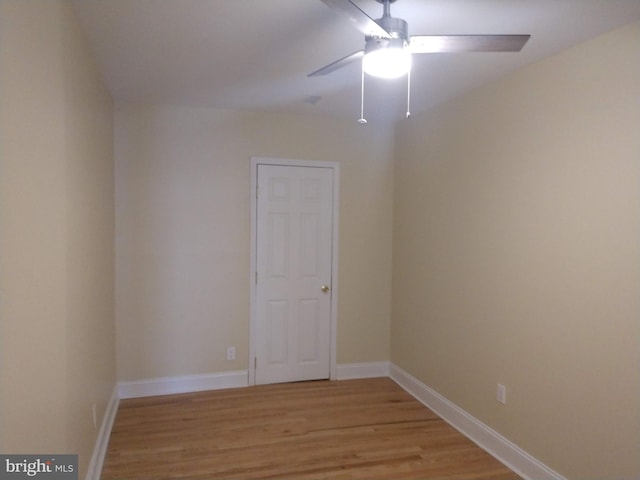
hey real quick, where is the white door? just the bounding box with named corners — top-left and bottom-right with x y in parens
top-left (255, 164), bottom-right (334, 385)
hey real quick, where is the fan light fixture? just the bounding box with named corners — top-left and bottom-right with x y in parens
top-left (362, 46), bottom-right (411, 78)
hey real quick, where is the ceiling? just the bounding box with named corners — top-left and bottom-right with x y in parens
top-left (72, 0), bottom-right (640, 123)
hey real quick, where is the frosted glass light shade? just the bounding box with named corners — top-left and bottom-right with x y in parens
top-left (362, 48), bottom-right (411, 79)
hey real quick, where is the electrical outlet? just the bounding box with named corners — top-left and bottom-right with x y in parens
top-left (227, 346), bottom-right (236, 361)
top-left (497, 384), bottom-right (507, 405)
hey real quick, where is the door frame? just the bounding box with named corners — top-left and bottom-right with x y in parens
top-left (249, 157), bottom-right (339, 385)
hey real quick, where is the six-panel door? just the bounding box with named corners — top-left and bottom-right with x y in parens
top-left (255, 165), bottom-right (334, 384)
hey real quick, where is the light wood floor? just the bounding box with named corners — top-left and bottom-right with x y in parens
top-left (102, 378), bottom-right (521, 479)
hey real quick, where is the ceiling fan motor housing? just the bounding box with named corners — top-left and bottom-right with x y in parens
top-left (365, 16), bottom-right (409, 53)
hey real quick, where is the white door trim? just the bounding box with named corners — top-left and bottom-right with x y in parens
top-left (249, 157), bottom-right (339, 385)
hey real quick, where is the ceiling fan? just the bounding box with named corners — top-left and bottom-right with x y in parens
top-left (309, 0), bottom-right (531, 78)
top-left (308, 0), bottom-right (530, 122)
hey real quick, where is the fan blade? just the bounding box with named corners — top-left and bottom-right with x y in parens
top-left (409, 34), bottom-right (530, 53)
top-left (308, 50), bottom-right (364, 77)
top-left (319, 0), bottom-right (392, 39)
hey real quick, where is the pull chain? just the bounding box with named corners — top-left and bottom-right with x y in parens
top-left (357, 61), bottom-right (367, 125)
top-left (406, 65), bottom-right (411, 119)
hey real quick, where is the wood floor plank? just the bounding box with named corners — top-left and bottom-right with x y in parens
top-left (102, 378), bottom-right (521, 479)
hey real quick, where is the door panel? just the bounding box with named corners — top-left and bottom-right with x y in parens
top-left (298, 298), bottom-right (320, 363)
top-left (256, 165), bottom-right (333, 384)
top-left (267, 214), bottom-right (289, 278)
top-left (267, 299), bottom-right (288, 365)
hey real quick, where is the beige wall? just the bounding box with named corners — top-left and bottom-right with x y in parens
top-left (0, 2), bottom-right (115, 477)
top-left (115, 103), bottom-right (394, 381)
top-left (391, 22), bottom-right (640, 479)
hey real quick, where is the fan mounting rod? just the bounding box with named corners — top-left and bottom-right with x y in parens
top-left (375, 0), bottom-right (397, 18)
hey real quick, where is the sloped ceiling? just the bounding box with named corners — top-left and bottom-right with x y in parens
top-left (73, 0), bottom-right (640, 123)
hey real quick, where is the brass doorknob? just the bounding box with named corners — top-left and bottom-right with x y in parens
top-left (321, 284), bottom-right (330, 294)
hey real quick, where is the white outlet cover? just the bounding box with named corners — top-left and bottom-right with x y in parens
top-left (497, 384), bottom-right (507, 404)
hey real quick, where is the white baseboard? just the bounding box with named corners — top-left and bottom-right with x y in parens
top-left (118, 370), bottom-right (249, 399)
top-left (389, 364), bottom-right (566, 480)
top-left (85, 385), bottom-right (119, 480)
top-left (119, 365), bottom-right (386, 398)
top-left (336, 361), bottom-right (390, 380)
